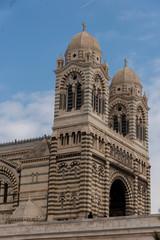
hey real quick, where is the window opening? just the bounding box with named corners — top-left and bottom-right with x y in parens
top-left (72, 132), bottom-right (76, 144)
top-left (73, 75), bottom-right (77, 80)
top-left (60, 134), bottom-right (64, 145)
top-left (114, 116), bottom-right (118, 132)
top-left (77, 131), bottom-right (81, 143)
top-left (4, 183), bottom-right (8, 203)
top-left (67, 86), bottom-right (73, 111)
top-left (66, 133), bottom-right (69, 145)
top-left (122, 114), bottom-right (127, 136)
top-left (76, 83), bottom-right (82, 110)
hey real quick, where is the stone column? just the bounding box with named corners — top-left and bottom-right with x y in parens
top-left (104, 142), bottom-right (110, 217)
top-left (79, 128), bottom-right (92, 218)
top-left (47, 134), bottom-right (58, 221)
top-left (133, 158), bottom-right (138, 215)
top-left (0, 182), bottom-right (4, 203)
top-left (128, 101), bottom-right (137, 141)
top-left (146, 165), bottom-right (151, 214)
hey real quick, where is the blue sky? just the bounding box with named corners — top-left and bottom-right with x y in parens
top-left (0, 0), bottom-right (160, 213)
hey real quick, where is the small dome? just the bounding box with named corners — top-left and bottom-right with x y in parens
top-left (9, 198), bottom-right (45, 223)
top-left (66, 31), bottom-right (101, 52)
top-left (111, 66), bottom-right (142, 86)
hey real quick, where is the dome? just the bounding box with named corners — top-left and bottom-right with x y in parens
top-left (111, 66), bottom-right (142, 86)
top-left (66, 31), bottom-right (101, 52)
top-left (9, 197), bottom-right (45, 223)
top-left (64, 23), bottom-right (102, 64)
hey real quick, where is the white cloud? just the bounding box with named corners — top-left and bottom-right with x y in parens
top-left (136, 62), bottom-right (160, 213)
top-left (119, 10), bottom-right (156, 21)
top-left (0, 61), bottom-right (159, 213)
top-left (80, 0), bottom-right (95, 9)
top-left (0, 90), bottom-right (54, 143)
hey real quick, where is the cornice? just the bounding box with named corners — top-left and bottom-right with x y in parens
top-left (56, 151), bottom-right (81, 159)
top-left (55, 61), bottom-right (110, 80)
top-left (21, 156), bottom-right (50, 164)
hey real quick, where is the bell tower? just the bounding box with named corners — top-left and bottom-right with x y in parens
top-left (47, 23), bottom-right (110, 220)
top-left (47, 25), bottom-right (150, 221)
top-left (109, 59), bottom-right (150, 216)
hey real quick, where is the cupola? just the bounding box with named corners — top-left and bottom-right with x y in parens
top-left (65, 23), bottom-right (102, 64)
top-left (110, 58), bottom-right (142, 97)
top-left (9, 197), bottom-right (46, 223)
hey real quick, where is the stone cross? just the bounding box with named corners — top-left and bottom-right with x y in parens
top-left (82, 22), bottom-right (86, 32)
top-left (124, 58), bottom-right (127, 67)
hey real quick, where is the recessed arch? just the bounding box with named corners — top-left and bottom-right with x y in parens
top-left (60, 68), bottom-right (85, 89)
top-left (92, 71), bottom-right (106, 95)
top-left (59, 69), bottom-right (85, 112)
top-left (136, 105), bottom-right (147, 141)
top-left (109, 179), bottom-right (126, 216)
top-left (0, 165), bottom-right (19, 211)
top-left (110, 172), bottom-right (133, 216)
top-left (109, 102), bottom-right (129, 136)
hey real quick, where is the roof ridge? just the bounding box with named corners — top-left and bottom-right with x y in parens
top-left (0, 135), bottom-right (51, 147)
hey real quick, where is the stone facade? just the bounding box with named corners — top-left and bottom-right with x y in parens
top-left (0, 24), bottom-right (157, 239)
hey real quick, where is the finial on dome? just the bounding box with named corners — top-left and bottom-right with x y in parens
top-left (124, 58), bottom-right (127, 67)
top-left (82, 22), bottom-right (86, 32)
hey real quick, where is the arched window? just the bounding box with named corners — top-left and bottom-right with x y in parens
top-left (136, 107), bottom-right (146, 141)
top-left (114, 116), bottom-right (118, 132)
top-left (4, 183), bottom-right (8, 203)
top-left (72, 132), bottom-right (76, 144)
top-left (77, 131), bottom-right (81, 143)
top-left (60, 134), bottom-right (64, 145)
top-left (67, 86), bottom-right (73, 111)
top-left (65, 133), bottom-right (69, 145)
top-left (122, 114), bottom-right (127, 136)
top-left (60, 72), bottom-right (84, 112)
top-left (92, 75), bottom-right (105, 116)
top-left (76, 83), bottom-right (82, 110)
top-left (110, 105), bottom-right (129, 137)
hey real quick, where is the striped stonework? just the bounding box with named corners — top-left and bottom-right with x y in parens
top-left (79, 131), bottom-right (93, 218)
top-left (0, 27), bottom-right (151, 226)
top-left (47, 136), bottom-right (58, 220)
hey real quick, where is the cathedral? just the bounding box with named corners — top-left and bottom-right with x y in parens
top-left (0, 24), bottom-right (159, 239)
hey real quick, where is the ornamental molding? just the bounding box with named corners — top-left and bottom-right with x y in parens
top-left (60, 67), bottom-right (85, 88)
top-left (56, 151), bottom-right (81, 159)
